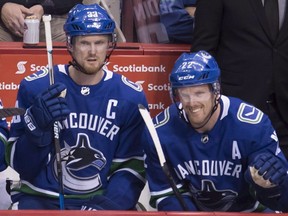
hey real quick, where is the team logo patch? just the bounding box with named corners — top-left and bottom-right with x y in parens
top-left (237, 103), bottom-right (263, 124)
top-left (54, 133), bottom-right (106, 193)
top-left (25, 68), bottom-right (48, 81)
top-left (189, 180), bottom-right (237, 211)
top-left (121, 76), bottom-right (143, 92)
top-left (201, 134), bottom-right (209, 144)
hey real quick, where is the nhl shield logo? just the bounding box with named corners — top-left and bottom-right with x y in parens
top-left (81, 87), bottom-right (90, 96)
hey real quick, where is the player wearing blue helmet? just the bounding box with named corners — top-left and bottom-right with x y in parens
top-left (142, 50), bottom-right (288, 212)
top-left (63, 3), bottom-right (117, 75)
top-left (7, 4), bottom-right (148, 210)
top-left (169, 51), bottom-right (220, 130)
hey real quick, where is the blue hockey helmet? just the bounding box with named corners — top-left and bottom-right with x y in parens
top-left (64, 4), bottom-right (116, 39)
top-left (170, 51), bottom-right (220, 95)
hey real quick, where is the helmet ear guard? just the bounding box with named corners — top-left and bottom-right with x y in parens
top-left (107, 32), bottom-right (117, 51)
top-left (169, 87), bottom-right (179, 103)
top-left (212, 81), bottom-right (221, 95)
top-left (111, 32), bottom-right (117, 44)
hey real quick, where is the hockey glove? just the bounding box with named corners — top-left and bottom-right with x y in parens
top-left (246, 153), bottom-right (287, 188)
top-left (24, 83), bottom-right (70, 135)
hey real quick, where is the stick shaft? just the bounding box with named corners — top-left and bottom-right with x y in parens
top-left (43, 15), bottom-right (54, 85)
top-left (43, 14), bottom-right (64, 210)
top-left (138, 104), bottom-right (188, 211)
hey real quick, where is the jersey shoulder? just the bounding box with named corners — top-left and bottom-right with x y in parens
top-left (153, 104), bottom-right (183, 132)
top-left (105, 69), bottom-right (147, 102)
top-left (18, 65), bottom-right (68, 104)
top-left (221, 96), bottom-right (273, 133)
top-left (20, 64), bottom-right (67, 90)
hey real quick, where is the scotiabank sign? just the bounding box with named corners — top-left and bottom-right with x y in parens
top-left (113, 64), bottom-right (166, 73)
top-left (109, 55), bottom-right (174, 117)
top-left (0, 42), bottom-right (189, 122)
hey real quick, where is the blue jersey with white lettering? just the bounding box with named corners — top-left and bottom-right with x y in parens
top-left (143, 95), bottom-right (288, 211)
top-left (8, 64), bottom-right (148, 210)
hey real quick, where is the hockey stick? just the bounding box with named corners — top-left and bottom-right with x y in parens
top-left (0, 107), bottom-right (25, 118)
top-left (43, 14), bottom-right (65, 210)
top-left (138, 104), bottom-right (188, 211)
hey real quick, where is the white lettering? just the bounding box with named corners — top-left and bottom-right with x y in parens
top-left (147, 83), bottom-right (170, 91)
top-left (178, 75), bottom-right (195, 81)
top-left (232, 141), bottom-right (241, 159)
top-left (177, 164), bottom-right (189, 179)
top-left (175, 160), bottom-right (242, 179)
top-left (113, 64), bottom-right (166, 73)
top-left (107, 99), bottom-right (118, 119)
top-left (0, 82), bottom-right (20, 90)
top-left (30, 64), bottom-right (48, 72)
top-left (62, 113), bottom-right (120, 141)
top-left (148, 102), bottom-right (165, 110)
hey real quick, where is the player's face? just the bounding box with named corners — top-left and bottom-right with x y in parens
top-left (178, 85), bottom-right (215, 128)
top-left (72, 35), bottom-right (109, 75)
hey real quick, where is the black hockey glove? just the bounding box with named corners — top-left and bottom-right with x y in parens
top-left (24, 83), bottom-right (70, 138)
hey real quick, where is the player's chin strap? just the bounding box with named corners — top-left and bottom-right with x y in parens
top-left (175, 95), bottom-right (220, 130)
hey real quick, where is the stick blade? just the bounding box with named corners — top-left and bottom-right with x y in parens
top-left (138, 104), bottom-right (166, 166)
top-left (0, 108), bottom-right (25, 118)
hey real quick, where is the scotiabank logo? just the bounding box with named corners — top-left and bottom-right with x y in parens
top-left (16, 61), bottom-right (48, 74)
top-left (16, 61), bottom-right (27, 74)
top-left (113, 64), bottom-right (166, 73)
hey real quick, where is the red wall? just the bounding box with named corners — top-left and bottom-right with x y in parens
top-left (0, 42), bottom-right (190, 123)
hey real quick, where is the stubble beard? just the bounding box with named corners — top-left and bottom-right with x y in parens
top-left (81, 62), bottom-right (104, 76)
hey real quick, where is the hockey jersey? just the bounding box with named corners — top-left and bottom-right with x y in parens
top-left (8, 64), bottom-right (148, 210)
top-left (143, 95), bottom-right (288, 211)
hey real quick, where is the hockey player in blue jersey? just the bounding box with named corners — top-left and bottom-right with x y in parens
top-left (7, 4), bottom-right (148, 210)
top-left (143, 50), bottom-right (288, 212)
top-left (0, 100), bottom-right (8, 172)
